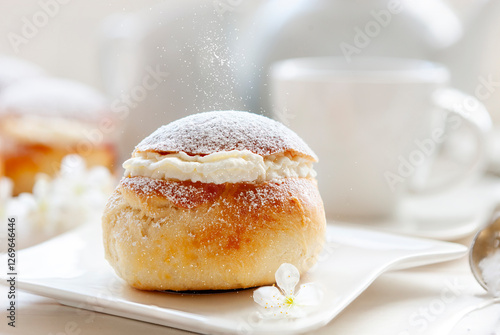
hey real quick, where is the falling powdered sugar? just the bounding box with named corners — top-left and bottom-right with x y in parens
top-left (120, 175), bottom-right (320, 214)
top-left (121, 176), bottom-right (225, 209)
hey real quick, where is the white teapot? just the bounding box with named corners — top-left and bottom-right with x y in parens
top-left (233, 0), bottom-right (463, 114)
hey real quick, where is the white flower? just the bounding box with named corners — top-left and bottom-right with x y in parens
top-left (0, 177), bottom-right (13, 218)
top-left (0, 178), bottom-right (14, 250)
top-left (8, 154), bottom-right (115, 244)
top-left (52, 155), bottom-right (114, 224)
top-left (253, 263), bottom-right (322, 319)
top-left (18, 174), bottom-right (58, 232)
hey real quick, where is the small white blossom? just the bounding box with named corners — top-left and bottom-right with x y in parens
top-left (253, 263), bottom-right (322, 318)
top-left (0, 177), bottom-right (13, 218)
top-left (6, 155), bottom-right (115, 247)
top-left (52, 155), bottom-right (114, 224)
top-left (16, 174), bottom-right (60, 234)
top-left (0, 178), bottom-right (14, 249)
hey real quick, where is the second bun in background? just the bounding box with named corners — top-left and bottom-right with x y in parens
top-left (0, 77), bottom-right (119, 195)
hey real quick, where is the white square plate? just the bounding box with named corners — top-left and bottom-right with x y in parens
top-left (0, 222), bottom-right (467, 334)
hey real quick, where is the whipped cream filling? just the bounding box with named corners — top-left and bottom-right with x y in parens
top-left (123, 150), bottom-right (316, 184)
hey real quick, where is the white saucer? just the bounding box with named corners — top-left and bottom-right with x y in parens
top-left (0, 221), bottom-right (467, 334)
top-left (333, 176), bottom-right (500, 241)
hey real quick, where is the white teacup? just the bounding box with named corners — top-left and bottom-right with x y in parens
top-left (270, 57), bottom-right (492, 220)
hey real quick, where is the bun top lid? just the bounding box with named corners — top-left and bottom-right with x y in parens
top-left (0, 77), bottom-right (108, 121)
top-left (135, 111), bottom-right (318, 160)
top-left (0, 56), bottom-right (45, 91)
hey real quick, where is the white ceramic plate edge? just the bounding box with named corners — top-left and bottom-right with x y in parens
top-left (0, 224), bottom-right (468, 335)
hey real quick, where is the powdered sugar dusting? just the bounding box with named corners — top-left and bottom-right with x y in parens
top-left (121, 177), bottom-right (225, 209)
top-left (135, 111), bottom-right (317, 160)
top-left (120, 175), bottom-right (320, 213)
top-left (233, 178), bottom-right (321, 213)
top-left (479, 249), bottom-right (500, 297)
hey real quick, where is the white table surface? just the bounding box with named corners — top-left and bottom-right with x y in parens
top-left (0, 234), bottom-right (494, 335)
top-left (2, 177), bottom-right (500, 335)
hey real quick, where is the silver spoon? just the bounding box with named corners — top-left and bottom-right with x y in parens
top-left (469, 205), bottom-right (500, 291)
top-left (448, 210), bottom-right (500, 334)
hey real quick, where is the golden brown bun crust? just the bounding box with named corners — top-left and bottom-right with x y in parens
top-left (134, 111), bottom-right (318, 160)
top-left (102, 177), bottom-right (326, 291)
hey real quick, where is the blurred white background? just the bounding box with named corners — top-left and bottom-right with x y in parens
top-left (1, 0), bottom-right (500, 161)
top-left (0, 0), bottom-right (479, 90)
top-left (0, 0), bottom-right (167, 90)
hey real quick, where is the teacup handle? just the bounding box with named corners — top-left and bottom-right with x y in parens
top-left (409, 88), bottom-right (492, 193)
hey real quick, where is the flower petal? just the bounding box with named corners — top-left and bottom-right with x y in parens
top-left (60, 154), bottom-right (86, 177)
top-left (253, 286), bottom-right (283, 309)
top-left (294, 283), bottom-right (323, 306)
top-left (32, 174), bottom-right (51, 198)
top-left (0, 177), bottom-right (13, 201)
top-left (275, 263), bottom-right (300, 296)
top-left (285, 305), bottom-right (307, 318)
